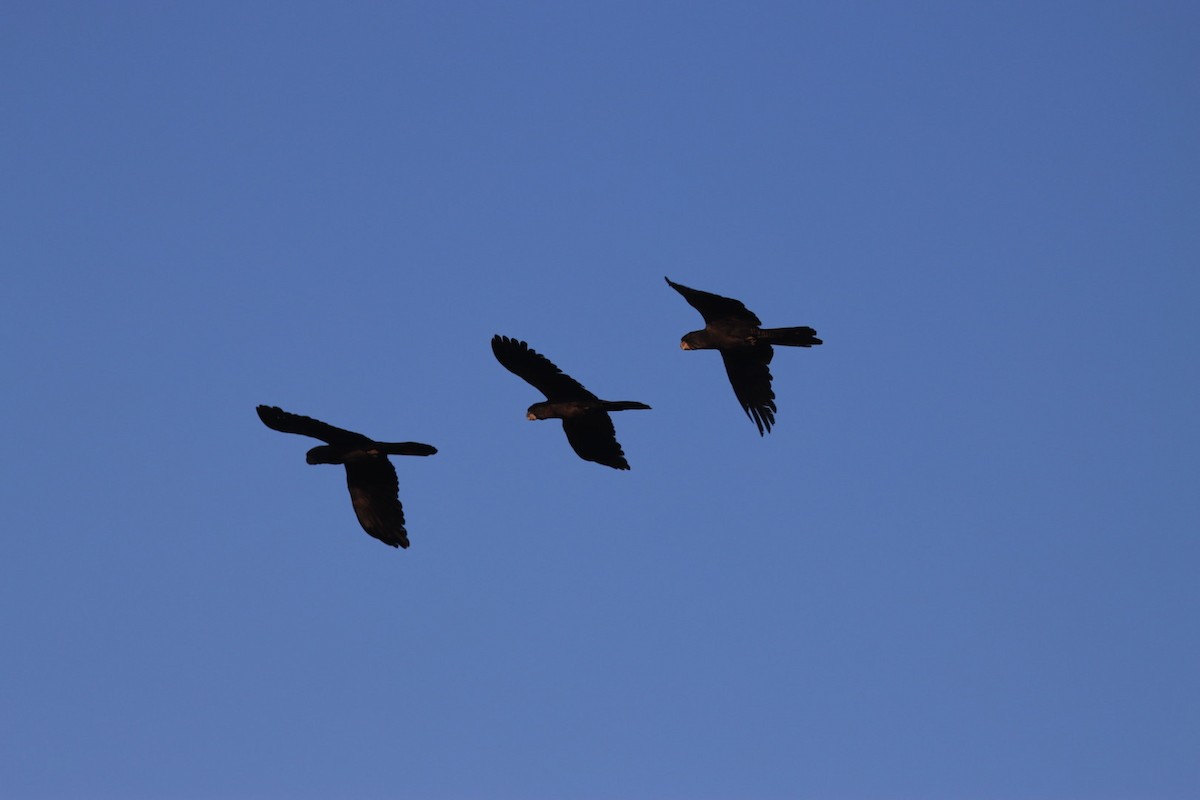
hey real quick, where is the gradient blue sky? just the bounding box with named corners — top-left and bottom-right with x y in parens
top-left (3, 2), bottom-right (1198, 798)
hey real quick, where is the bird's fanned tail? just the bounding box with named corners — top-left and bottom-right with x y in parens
top-left (374, 442), bottom-right (438, 456)
top-left (756, 326), bottom-right (823, 347)
top-left (601, 401), bottom-right (652, 412)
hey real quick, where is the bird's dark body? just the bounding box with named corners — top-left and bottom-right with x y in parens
top-left (306, 441), bottom-right (436, 464)
top-left (528, 399), bottom-right (649, 420)
top-left (682, 325), bottom-right (821, 351)
top-left (665, 276), bottom-right (821, 435)
top-left (491, 335), bottom-right (650, 470)
top-left (256, 405), bottom-right (436, 548)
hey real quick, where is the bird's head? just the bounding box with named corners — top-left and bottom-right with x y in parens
top-left (526, 403), bottom-right (551, 421)
top-left (680, 331), bottom-right (707, 350)
top-left (305, 445), bottom-right (342, 465)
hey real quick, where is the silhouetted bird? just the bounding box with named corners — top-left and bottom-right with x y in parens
top-left (665, 277), bottom-right (822, 435)
top-left (491, 335), bottom-right (650, 470)
top-left (256, 405), bottom-right (436, 548)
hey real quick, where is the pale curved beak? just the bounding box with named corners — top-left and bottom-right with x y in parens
top-left (526, 412), bottom-right (537, 420)
top-left (680, 341), bottom-right (691, 350)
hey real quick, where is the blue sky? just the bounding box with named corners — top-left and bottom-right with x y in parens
top-left (2, 2), bottom-right (1198, 798)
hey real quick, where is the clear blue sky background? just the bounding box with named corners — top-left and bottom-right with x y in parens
top-left (3, 3), bottom-right (1197, 798)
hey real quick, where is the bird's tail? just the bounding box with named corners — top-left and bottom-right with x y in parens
top-left (376, 442), bottom-right (438, 456)
top-left (602, 401), bottom-right (652, 412)
top-left (756, 326), bottom-right (823, 347)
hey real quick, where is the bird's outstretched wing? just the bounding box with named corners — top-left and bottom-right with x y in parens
top-left (491, 335), bottom-right (597, 401)
top-left (344, 459), bottom-right (409, 548)
top-left (256, 405), bottom-right (371, 446)
top-left (562, 415), bottom-right (630, 470)
top-left (721, 348), bottom-right (777, 436)
top-left (664, 277), bottom-right (763, 327)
